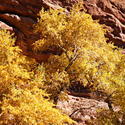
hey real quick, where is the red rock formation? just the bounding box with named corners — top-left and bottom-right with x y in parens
top-left (57, 95), bottom-right (109, 125)
top-left (84, 0), bottom-right (125, 47)
top-left (0, 0), bottom-right (125, 61)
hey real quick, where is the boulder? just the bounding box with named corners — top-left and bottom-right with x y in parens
top-left (57, 95), bottom-right (109, 125)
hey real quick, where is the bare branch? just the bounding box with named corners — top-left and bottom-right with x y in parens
top-left (104, 91), bottom-right (116, 112)
top-left (84, 74), bottom-right (93, 88)
top-left (57, 43), bottom-right (70, 60)
top-left (65, 52), bottom-right (80, 71)
top-left (57, 43), bottom-right (83, 71)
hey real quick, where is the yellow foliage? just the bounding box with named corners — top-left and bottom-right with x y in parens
top-left (0, 30), bottom-right (74, 125)
top-left (1, 3), bottom-right (125, 124)
top-left (33, 5), bottom-right (124, 94)
top-left (0, 87), bottom-right (74, 125)
top-left (33, 4), bottom-right (125, 123)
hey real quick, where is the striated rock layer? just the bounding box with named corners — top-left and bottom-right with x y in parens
top-left (0, 0), bottom-right (125, 60)
top-left (84, 0), bottom-right (125, 47)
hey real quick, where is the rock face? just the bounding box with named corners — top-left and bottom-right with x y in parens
top-left (57, 95), bottom-right (109, 125)
top-left (0, 0), bottom-right (125, 60)
top-left (84, 0), bottom-right (125, 47)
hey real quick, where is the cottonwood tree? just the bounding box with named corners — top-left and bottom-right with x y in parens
top-left (34, 4), bottom-right (125, 124)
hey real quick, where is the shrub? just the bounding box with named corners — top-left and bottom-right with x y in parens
top-left (0, 30), bottom-right (74, 125)
top-left (0, 87), bottom-right (73, 125)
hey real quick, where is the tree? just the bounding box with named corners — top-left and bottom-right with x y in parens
top-left (33, 4), bottom-right (125, 124)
